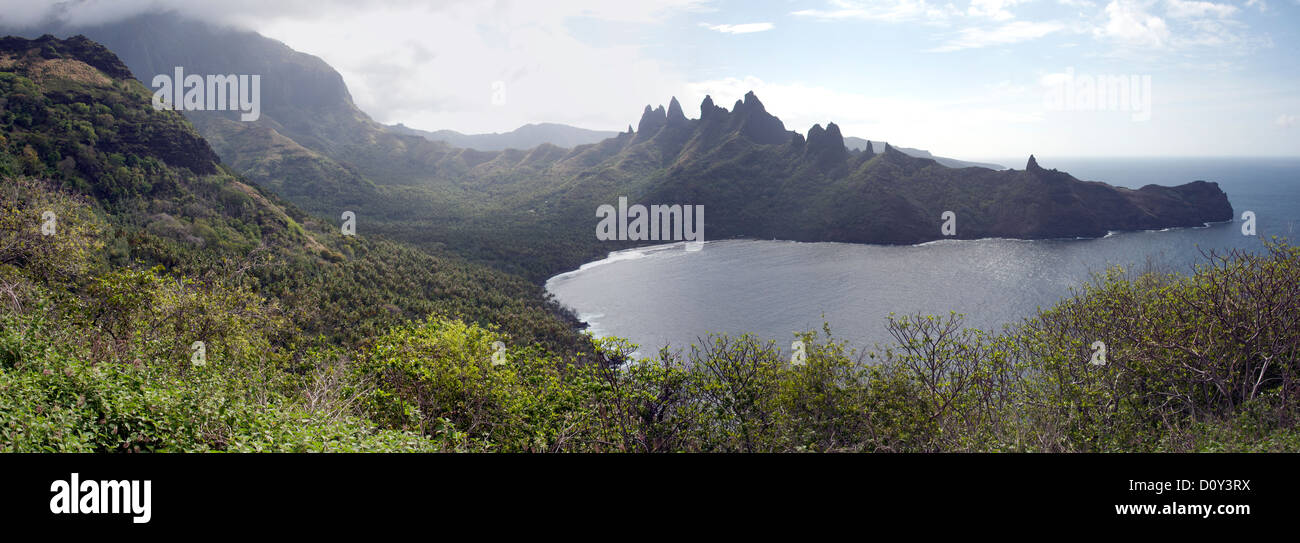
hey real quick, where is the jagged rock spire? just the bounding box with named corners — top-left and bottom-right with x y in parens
top-left (637, 104), bottom-right (667, 135)
top-left (805, 122), bottom-right (847, 165)
top-left (731, 91), bottom-right (790, 145)
top-left (823, 122), bottom-right (844, 148)
top-left (1027, 154), bottom-right (1040, 170)
top-left (666, 97), bottom-right (687, 124)
top-left (807, 123), bottom-right (825, 141)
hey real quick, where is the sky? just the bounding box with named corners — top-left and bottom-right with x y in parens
top-left (2, 0), bottom-right (1299, 159)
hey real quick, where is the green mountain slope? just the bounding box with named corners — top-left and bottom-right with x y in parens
top-left (0, 34), bottom-right (585, 352)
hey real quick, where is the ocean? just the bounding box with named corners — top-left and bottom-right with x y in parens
top-left (545, 157), bottom-right (1300, 357)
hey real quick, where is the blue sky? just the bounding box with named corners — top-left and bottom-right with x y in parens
top-left (5, 0), bottom-right (1299, 159)
top-left (591, 0), bottom-right (1300, 159)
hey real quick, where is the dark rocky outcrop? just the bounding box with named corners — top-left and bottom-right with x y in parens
top-left (729, 91), bottom-right (792, 145)
top-left (666, 97), bottom-right (687, 125)
top-left (804, 122), bottom-right (848, 167)
top-left (636, 104), bottom-right (667, 135)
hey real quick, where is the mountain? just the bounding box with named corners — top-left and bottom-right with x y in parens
top-left (6, 15), bottom-right (455, 203)
top-left (523, 93), bottom-right (1232, 245)
top-left (5, 16), bottom-right (1233, 284)
top-left (842, 136), bottom-right (1004, 170)
top-left (0, 34), bottom-right (585, 351)
top-left (389, 122), bottom-right (619, 151)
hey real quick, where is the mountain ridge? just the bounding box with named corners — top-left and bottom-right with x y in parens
top-left (387, 122), bottom-right (619, 151)
top-left (2, 18), bottom-right (1234, 284)
top-left (842, 136), bottom-right (1004, 169)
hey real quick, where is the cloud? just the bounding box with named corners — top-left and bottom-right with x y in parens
top-left (1093, 0), bottom-right (1172, 48)
top-left (0, 0), bottom-right (420, 30)
top-left (0, 1), bottom-right (713, 134)
top-left (791, 0), bottom-right (960, 23)
top-left (246, 2), bottom-right (709, 133)
top-left (0, 0), bottom-right (713, 30)
top-left (1089, 0), bottom-right (1266, 54)
top-left (1163, 0), bottom-right (1238, 18)
top-left (1277, 114), bottom-right (1297, 128)
top-left (967, 0), bottom-right (1028, 21)
top-left (701, 22), bottom-right (774, 34)
top-left (929, 20), bottom-right (1065, 51)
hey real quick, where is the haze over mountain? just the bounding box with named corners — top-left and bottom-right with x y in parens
top-left (842, 137), bottom-right (1003, 170)
top-left (388, 122), bottom-right (619, 152)
top-left (6, 15), bottom-right (1001, 177)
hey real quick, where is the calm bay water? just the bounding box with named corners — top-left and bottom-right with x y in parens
top-left (545, 157), bottom-right (1300, 356)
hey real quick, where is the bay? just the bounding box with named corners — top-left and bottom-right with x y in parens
top-left (545, 157), bottom-right (1300, 356)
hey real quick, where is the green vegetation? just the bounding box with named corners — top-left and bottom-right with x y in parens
top-left (2, 34), bottom-right (1294, 453)
top-left (3, 178), bottom-right (1296, 451)
top-left (0, 35), bottom-right (587, 352)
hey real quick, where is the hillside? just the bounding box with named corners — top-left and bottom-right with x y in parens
top-left (0, 34), bottom-right (585, 351)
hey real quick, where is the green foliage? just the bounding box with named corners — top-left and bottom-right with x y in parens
top-left (0, 34), bottom-right (1294, 453)
top-left (345, 240), bottom-right (1300, 453)
top-left (0, 176), bottom-right (105, 282)
top-left (3, 202), bottom-right (1297, 452)
top-left (0, 279), bottom-right (439, 452)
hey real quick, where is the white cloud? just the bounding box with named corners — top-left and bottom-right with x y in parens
top-left (1093, 0), bottom-right (1172, 48)
top-left (1164, 0), bottom-right (1238, 18)
top-left (243, 1), bottom-right (707, 133)
top-left (701, 22), bottom-right (774, 34)
top-left (791, 0), bottom-right (960, 23)
top-left (0, 0), bottom-right (715, 29)
top-left (929, 20), bottom-right (1065, 51)
top-left (792, 0), bottom-right (1033, 23)
top-left (967, 0), bottom-right (1027, 20)
top-left (1277, 114), bottom-right (1297, 128)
